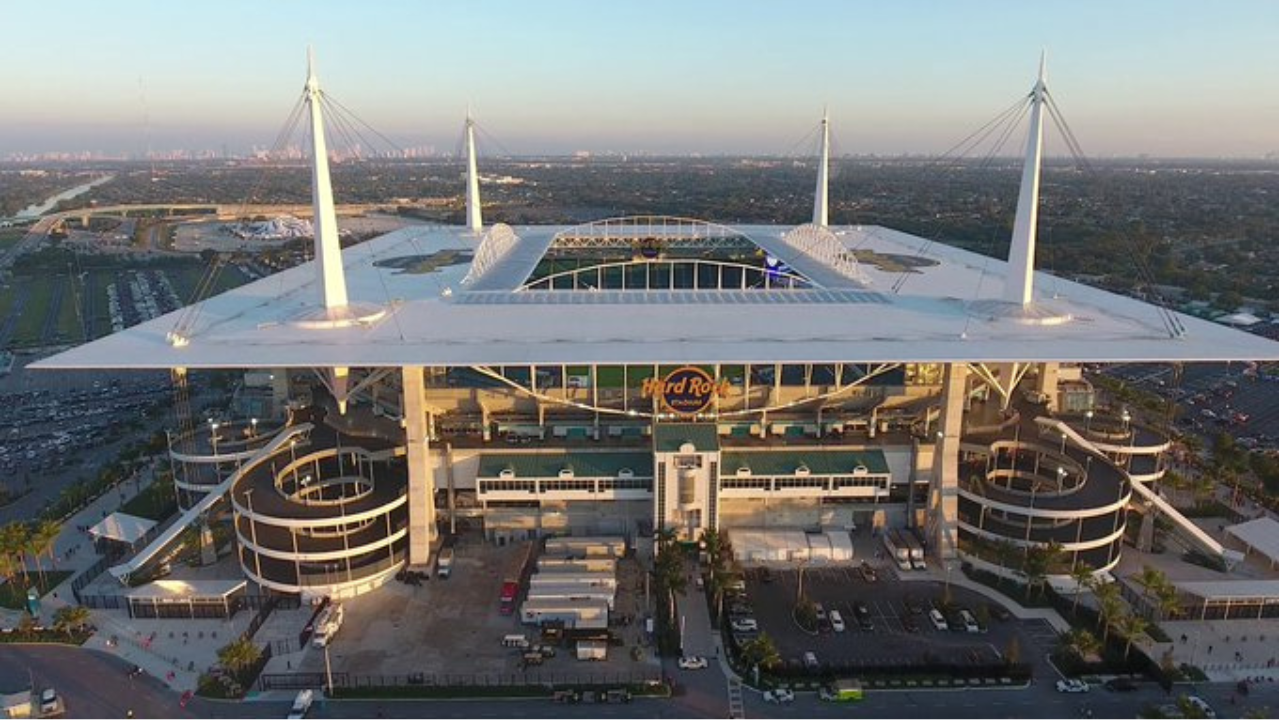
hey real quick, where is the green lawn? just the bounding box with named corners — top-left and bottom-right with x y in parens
top-left (9, 278), bottom-right (50, 346)
top-left (0, 571), bottom-right (74, 610)
top-left (0, 229), bottom-right (25, 253)
top-left (54, 275), bottom-right (83, 343)
top-left (120, 477), bottom-right (177, 522)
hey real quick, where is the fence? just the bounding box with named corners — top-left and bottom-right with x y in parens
top-left (69, 556), bottom-right (111, 603)
top-left (259, 669), bottom-right (661, 693)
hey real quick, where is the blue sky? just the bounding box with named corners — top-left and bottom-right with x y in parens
top-left (2, 0), bottom-right (1276, 157)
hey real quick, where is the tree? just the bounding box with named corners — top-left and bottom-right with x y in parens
top-left (739, 632), bottom-right (781, 673)
top-left (52, 605), bottom-right (90, 639)
top-left (1023, 541), bottom-right (1063, 599)
top-left (1094, 581), bottom-right (1124, 645)
top-left (1069, 561), bottom-right (1096, 615)
top-left (993, 539), bottom-right (1022, 588)
top-left (0, 523), bottom-right (31, 584)
top-left (1059, 628), bottom-right (1100, 662)
top-left (1115, 612), bottom-right (1148, 660)
top-left (33, 520), bottom-right (61, 571)
top-left (1134, 565), bottom-right (1167, 616)
top-left (1004, 635), bottom-right (1022, 664)
top-left (217, 637), bottom-right (262, 675)
top-left (1155, 583), bottom-right (1182, 621)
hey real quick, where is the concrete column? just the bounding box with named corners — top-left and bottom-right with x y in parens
top-left (402, 366), bottom-right (436, 567)
top-left (1035, 362), bottom-right (1060, 412)
top-left (928, 363), bottom-right (967, 561)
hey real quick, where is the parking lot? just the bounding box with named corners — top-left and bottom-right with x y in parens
top-left (298, 534), bottom-right (660, 684)
top-left (730, 562), bottom-right (1028, 674)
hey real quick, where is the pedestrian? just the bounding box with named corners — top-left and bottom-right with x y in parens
top-left (1208, 645), bottom-right (1213, 655)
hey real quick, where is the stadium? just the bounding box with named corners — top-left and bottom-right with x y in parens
top-left (36, 58), bottom-right (1278, 602)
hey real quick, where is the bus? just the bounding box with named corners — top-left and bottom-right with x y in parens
top-left (819, 679), bottom-right (864, 702)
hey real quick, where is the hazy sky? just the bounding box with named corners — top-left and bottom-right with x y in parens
top-left (3, 0), bottom-right (1276, 157)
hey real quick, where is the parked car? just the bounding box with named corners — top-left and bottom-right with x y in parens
top-left (764, 688), bottom-right (795, 704)
top-left (928, 609), bottom-right (948, 631)
top-left (853, 602), bottom-right (873, 630)
top-left (1056, 679), bottom-right (1090, 693)
top-left (678, 656), bottom-right (709, 670)
top-left (959, 608), bottom-right (982, 633)
top-left (803, 651), bottom-right (820, 670)
top-left (829, 609), bottom-right (846, 633)
top-left (859, 562), bottom-right (878, 582)
top-left (731, 617), bottom-right (759, 632)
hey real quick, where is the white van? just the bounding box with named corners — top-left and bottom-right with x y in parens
top-left (502, 634), bottom-right (531, 649)
top-left (959, 609), bottom-right (981, 633)
top-left (928, 609), bottom-right (948, 631)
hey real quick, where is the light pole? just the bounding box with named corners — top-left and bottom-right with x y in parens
top-left (1084, 410), bottom-right (1094, 435)
top-left (679, 614), bottom-right (686, 655)
top-left (250, 417), bottom-right (258, 437)
top-left (210, 422), bottom-right (220, 457)
top-left (323, 640), bottom-right (334, 697)
top-left (1057, 466), bottom-right (1067, 492)
top-left (244, 488), bottom-right (262, 581)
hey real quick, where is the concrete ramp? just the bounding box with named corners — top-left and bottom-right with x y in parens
top-left (1036, 417), bottom-right (1242, 568)
top-left (109, 423), bottom-right (314, 582)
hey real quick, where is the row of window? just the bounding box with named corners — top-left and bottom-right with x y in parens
top-left (479, 478), bottom-right (655, 494)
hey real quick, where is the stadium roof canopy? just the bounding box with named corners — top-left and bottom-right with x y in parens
top-left (35, 218), bottom-right (1279, 371)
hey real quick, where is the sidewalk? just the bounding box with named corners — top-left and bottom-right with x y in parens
top-left (911, 559), bottom-right (1073, 634)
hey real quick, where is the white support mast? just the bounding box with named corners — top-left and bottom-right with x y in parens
top-left (297, 49), bottom-right (387, 412)
top-left (1003, 53), bottom-right (1047, 306)
top-left (465, 108), bottom-right (483, 234)
top-left (813, 107), bottom-right (830, 227)
top-left (305, 47), bottom-right (349, 310)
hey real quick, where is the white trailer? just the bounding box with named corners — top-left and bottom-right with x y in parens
top-left (520, 598), bottom-right (610, 629)
top-left (544, 536), bottom-right (627, 559)
top-left (900, 529), bottom-right (927, 570)
top-left (882, 531), bottom-right (912, 572)
top-left (526, 583), bottom-right (616, 610)
top-left (576, 639), bottom-right (609, 661)
top-left (529, 573), bottom-right (618, 591)
top-left (825, 530), bottom-right (855, 561)
top-left (536, 557), bottom-right (617, 573)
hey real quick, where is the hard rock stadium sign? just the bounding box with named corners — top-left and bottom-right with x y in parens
top-left (641, 366), bottom-right (731, 415)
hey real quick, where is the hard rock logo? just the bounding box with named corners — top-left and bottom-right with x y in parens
top-left (641, 366), bottom-right (731, 415)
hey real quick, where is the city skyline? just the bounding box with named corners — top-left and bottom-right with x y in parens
top-left (2, 0), bottom-right (1277, 159)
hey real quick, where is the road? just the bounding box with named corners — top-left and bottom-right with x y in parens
top-left (3, 645), bottom-right (1276, 719)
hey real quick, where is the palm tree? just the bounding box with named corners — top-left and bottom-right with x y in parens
top-left (52, 605), bottom-right (91, 640)
top-left (1155, 583), bottom-right (1182, 621)
top-left (1059, 628), bottom-right (1101, 662)
top-left (1069, 561), bottom-right (1096, 615)
top-left (33, 520), bottom-right (61, 572)
top-left (739, 632), bottom-right (781, 672)
top-left (0, 523), bottom-right (30, 585)
top-left (217, 637), bottom-right (262, 676)
top-left (1094, 581), bottom-right (1123, 644)
top-left (994, 539), bottom-right (1021, 587)
top-left (1023, 541), bottom-right (1063, 599)
top-left (1134, 565), bottom-right (1166, 617)
top-left (1115, 612), bottom-right (1148, 660)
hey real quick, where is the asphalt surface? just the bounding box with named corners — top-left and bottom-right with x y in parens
top-left (4, 644), bottom-right (1277, 719)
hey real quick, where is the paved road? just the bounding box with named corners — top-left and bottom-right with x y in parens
top-left (4, 645), bottom-right (1276, 719)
